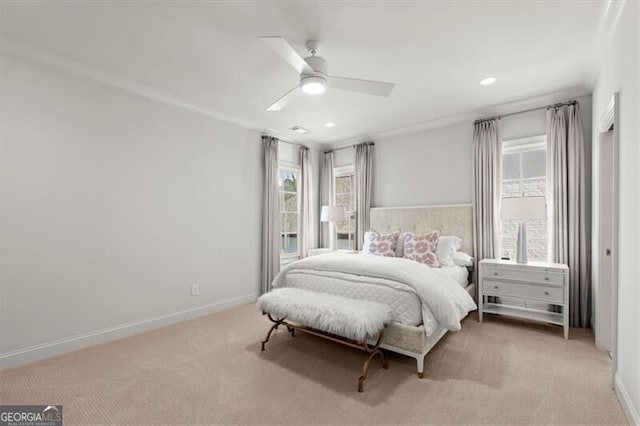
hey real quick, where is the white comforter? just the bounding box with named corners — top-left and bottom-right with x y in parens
top-left (272, 253), bottom-right (477, 335)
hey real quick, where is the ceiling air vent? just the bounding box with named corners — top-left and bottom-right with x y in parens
top-left (290, 126), bottom-right (310, 134)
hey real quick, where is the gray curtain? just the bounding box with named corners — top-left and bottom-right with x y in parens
top-left (354, 143), bottom-right (374, 250)
top-left (318, 151), bottom-right (334, 248)
top-left (298, 146), bottom-right (316, 258)
top-left (547, 103), bottom-right (589, 327)
top-left (261, 135), bottom-right (279, 294)
top-left (472, 119), bottom-right (502, 285)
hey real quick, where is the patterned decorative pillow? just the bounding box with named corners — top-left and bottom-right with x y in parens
top-left (402, 231), bottom-right (440, 267)
top-left (362, 230), bottom-right (400, 257)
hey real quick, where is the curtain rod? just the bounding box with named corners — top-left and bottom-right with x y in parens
top-left (473, 100), bottom-right (578, 125)
top-left (278, 139), bottom-right (307, 148)
top-left (263, 136), bottom-right (309, 150)
top-left (263, 135), bottom-right (373, 152)
top-left (288, 140), bottom-right (310, 151)
top-left (324, 141), bottom-right (375, 154)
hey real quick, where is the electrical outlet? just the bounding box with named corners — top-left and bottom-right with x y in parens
top-left (191, 284), bottom-right (199, 296)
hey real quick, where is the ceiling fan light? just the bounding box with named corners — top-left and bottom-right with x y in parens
top-left (301, 75), bottom-right (326, 95)
top-left (479, 77), bottom-right (497, 86)
top-left (302, 82), bottom-right (325, 94)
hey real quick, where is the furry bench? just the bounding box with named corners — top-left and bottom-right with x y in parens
top-left (258, 287), bottom-right (392, 341)
top-left (258, 287), bottom-right (392, 392)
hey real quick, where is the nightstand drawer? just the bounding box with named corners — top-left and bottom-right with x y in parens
top-left (482, 279), bottom-right (564, 303)
top-left (481, 267), bottom-right (564, 286)
top-left (479, 259), bottom-right (569, 339)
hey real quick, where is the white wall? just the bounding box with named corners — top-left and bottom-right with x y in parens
top-left (369, 95), bottom-right (592, 208)
top-left (1, 53), bottom-right (262, 367)
top-left (592, 1), bottom-right (640, 422)
top-left (372, 122), bottom-right (472, 207)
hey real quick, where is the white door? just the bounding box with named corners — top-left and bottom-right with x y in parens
top-left (595, 129), bottom-right (615, 352)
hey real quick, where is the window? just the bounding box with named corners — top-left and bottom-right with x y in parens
top-left (500, 135), bottom-right (548, 262)
top-left (279, 168), bottom-right (299, 256)
top-left (334, 166), bottom-right (356, 250)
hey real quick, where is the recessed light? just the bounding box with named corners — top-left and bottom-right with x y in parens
top-left (325, 122), bottom-right (335, 128)
top-left (479, 77), bottom-right (496, 86)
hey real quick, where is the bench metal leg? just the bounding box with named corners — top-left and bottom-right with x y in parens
top-left (357, 329), bottom-right (387, 392)
top-left (261, 314), bottom-right (290, 351)
top-left (358, 349), bottom-right (388, 392)
top-left (261, 313), bottom-right (388, 392)
top-left (261, 322), bottom-right (280, 351)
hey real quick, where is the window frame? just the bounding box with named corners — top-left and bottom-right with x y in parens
top-left (333, 165), bottom-right (356, 250)
top-left (278, 161), bottom-right (301, 260)
top-left (499, 135), bottom-right (550, 262)
top-left (502, 135), bottom-right (547, 189)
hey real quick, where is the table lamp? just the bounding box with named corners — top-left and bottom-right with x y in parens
top-left (320, 205), bottom-right (347, 250)
top-left (500, 196), bottom-right (546, 263)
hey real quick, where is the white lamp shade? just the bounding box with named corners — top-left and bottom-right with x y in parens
top-left (320, 205), bottom-right (347, 222)
top-left (501, 196), bottom-right (547, 220)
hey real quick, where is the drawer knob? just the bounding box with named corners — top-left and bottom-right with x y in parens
top-left (493, 272), bottom-right (499, 276)
top-left (544, 277), bottom-right (550, 281)
top-left (544, 291), bottom-right (550, 295)
top-left (494, 285), bottom-right (499, 289)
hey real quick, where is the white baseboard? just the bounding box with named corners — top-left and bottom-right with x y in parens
top-left (615, 373), bottom-right (640, 425)
top-left (0, 293), bottom-right (258, 370)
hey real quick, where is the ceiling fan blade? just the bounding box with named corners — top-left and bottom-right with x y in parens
top-left (260, 37), bottom-right (313, 75)
top-left (329, 76), bottom-right (395, 97)
top-left (266, 86), bottom-right (300, 111)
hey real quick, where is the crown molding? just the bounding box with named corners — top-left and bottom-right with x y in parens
top-left (0, 37), bottom-right (253, 128)
top-left (328, 87), bottom-right (591, 150)
top-left (1, 35), bottom-right (591, 152)
top-left (0, 36), bottom-right (324, 147)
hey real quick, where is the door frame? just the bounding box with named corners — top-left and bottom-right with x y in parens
top-left (596, 93), bottom-right (619, 382)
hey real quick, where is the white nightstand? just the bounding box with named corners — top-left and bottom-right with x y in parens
top-left (479, 259), bottom-right (569, 339)
top-left (308, 248), bottom-right (359, 256)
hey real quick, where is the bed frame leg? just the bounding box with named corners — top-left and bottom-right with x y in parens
top-left (416, 356), bottom-right (425, 379)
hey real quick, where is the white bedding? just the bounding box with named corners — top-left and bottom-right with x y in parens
top-left (437, 265), bottom-right (469, 288)
top-left (272, 253), bottom-right (477, 336)
top-left (284, 269), bottom-right (423, 326)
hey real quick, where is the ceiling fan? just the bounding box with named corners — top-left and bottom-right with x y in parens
top-left (260, 37), bottom-right (396, 111)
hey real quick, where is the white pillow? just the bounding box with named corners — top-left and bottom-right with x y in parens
top-left (453, 251), bottom-right (474, 267)
top-left (435, 236), bottom-right (462, 266)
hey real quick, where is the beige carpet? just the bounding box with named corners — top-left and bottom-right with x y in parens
top-left (1, 304), bottom-right (626, 425)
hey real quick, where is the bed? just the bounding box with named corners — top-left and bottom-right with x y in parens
top-left (271, 204), bottom-right (477, 377)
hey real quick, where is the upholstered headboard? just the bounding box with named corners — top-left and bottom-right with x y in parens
top-left (369, 204), bottom-right (474, 255)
